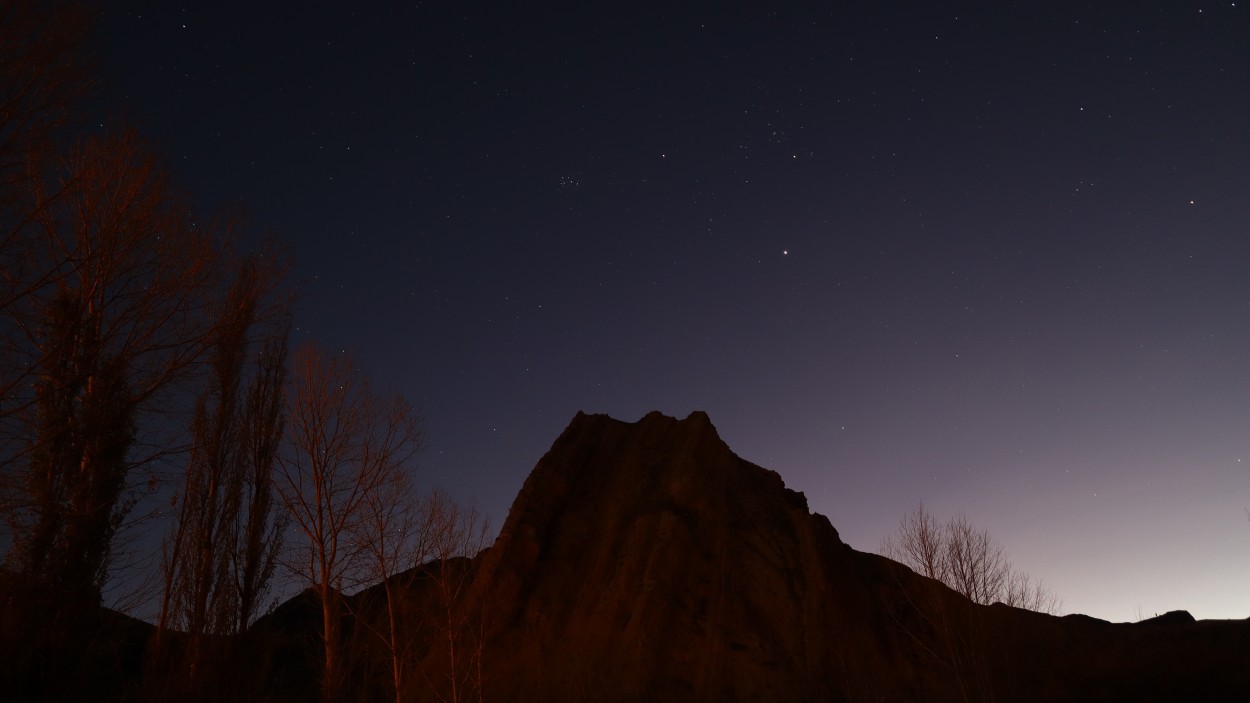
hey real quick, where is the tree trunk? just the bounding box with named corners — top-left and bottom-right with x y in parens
top-left (321, 585), bottom-right (341, 702)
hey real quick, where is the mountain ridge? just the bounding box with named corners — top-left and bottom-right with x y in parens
top-left (34, 410), bottom-right (1247, 701)
top-left (424, 410), bottom-right (1249, 701)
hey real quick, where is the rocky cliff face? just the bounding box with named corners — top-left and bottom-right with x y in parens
top-left (461, 410), bottom-right (861, 700)
top-left (441, 411), bottom-right (1250, 702)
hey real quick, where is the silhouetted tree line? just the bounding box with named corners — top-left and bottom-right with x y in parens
top-left (1, 4), bottom-right (488, 702)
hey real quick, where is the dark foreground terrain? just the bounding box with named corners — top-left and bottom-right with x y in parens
top-left (12, 411), bottom-right (1250, 701)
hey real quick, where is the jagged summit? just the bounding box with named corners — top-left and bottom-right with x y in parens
top-left (461, 409), bottom-right (852, 699)
top-left (490, 410), bottom-right (825, 560)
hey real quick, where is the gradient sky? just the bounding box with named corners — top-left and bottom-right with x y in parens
top-left (92, 1), bottom-right (1249, 622)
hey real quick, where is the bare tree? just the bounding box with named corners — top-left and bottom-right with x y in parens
top-left (0, 0), bottom-right (92, 188)
top-left (152, 257), bottom-right (289, 698)
top-left (882, 504), bottom-right (1061, 614)
top-left (1001, 567), bottom-right (1061, 614)
top-left (0, 0), bottom-right (93, 297)
top-left (1, 129), bottom-right (235, 607)
top-left (943, 514), bottom-right (1009, 607)
top-left (233, 327), bottom-right (290, 633)
top-left (0, 127), bottom-right (261, 700)
top-left (880, 501), bottom-right (946, 583)
top-left (1, 0), bottom-right (94, 511)
top-left (276, 343), bottom-right (422, 702)
top-left (349, 453), bottom-right (419, 703)
top-left (351, 475), bottom-right (500, 703)
top-left (421, 490), bottom-right (491, 703)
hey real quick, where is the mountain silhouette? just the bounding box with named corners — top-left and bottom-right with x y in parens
top-left (329, 410), bottom-right (1247, 701)
top-left (27, 410), bottom-right (1246, 701)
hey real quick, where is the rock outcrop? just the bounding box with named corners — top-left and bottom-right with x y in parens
top-left (460, 410), bottom-right (861, 700)
top-left (441, 410), bottom-right (1250, 702)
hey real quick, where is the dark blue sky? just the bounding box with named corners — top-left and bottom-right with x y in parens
top-left (94, 1), bottom-right (1250, 620)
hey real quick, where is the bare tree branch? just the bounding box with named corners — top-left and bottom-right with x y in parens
top-left (882, 504), bottom-right (1061, 614)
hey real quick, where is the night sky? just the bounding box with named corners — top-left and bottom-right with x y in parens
top-left (92, 2), bottom-right (1249, 622)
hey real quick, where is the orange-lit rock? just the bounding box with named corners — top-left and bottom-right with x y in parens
top-left (425, 411), bottom-right (1250, 701)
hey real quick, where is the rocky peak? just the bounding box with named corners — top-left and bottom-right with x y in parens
top-left (451, 411), bottom-right (1250, 701)
top-left (461, 411), bottom-right (856, 699)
